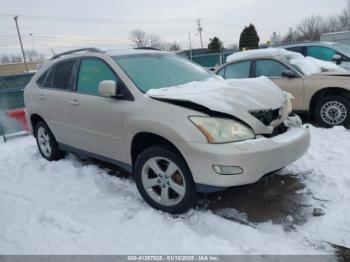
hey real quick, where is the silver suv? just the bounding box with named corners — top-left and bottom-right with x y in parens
top-left (24, 48), bottom-right (310, 213)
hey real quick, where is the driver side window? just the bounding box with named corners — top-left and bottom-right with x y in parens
top-left (255, 59), bottom-right (289, 78)
top-left (77, 58), bottom-right (118, 96)
top-left (307, 46), bottom-right (337, 61)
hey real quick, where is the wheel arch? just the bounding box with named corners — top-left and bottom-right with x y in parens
top-left (30, 114), bottom-right (45, 137)
top-left (309, 87), bottom-right (350, 117)
top-left (130, 132), bottom-right (187, 168)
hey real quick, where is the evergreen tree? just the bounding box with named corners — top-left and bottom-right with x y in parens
top-left (239, 24), bottom-right (260, 50)
top-left (208, 37), bottom-right (223, 53)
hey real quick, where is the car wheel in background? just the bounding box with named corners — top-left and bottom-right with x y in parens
top-left (134, 146), bottom-right (197, 214)
top-left (35, 121), bottom-right (65, 161)
top-left (315, 95), bottom-right (350, 128)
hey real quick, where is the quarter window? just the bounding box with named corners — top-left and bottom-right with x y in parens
top-left (307, 46), bottom-right (337, 61)
top-left (224, 61), bottom-right (251, 79)
top-left (51, 60), bottom-right (76, 90)
top-left (255, 59), bottom-right (289, 78)
top-left (77, 58), bottom-right (118, 96)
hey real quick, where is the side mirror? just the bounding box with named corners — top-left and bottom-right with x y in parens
top-left (281, 70), bottom-right (298, 79)
top-left (332, 54), bottom-right (342, 65)
top-left (98, 80), bottom-right (117, 98)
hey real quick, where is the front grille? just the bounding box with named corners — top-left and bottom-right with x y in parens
top-left (251, 108), bottom-right (281, 126)
top-left (265, 123), bottom-right (288, 138)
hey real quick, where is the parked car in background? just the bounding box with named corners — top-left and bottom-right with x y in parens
top-left (279, 41), bottom-right (350, 71)
top-left (24, 48), bottom-right (310, 213)
top-left (216, 48), bottom-right (350, 128)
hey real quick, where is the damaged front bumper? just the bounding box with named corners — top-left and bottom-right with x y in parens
top-left (175, 115), bottom-right (310, 192)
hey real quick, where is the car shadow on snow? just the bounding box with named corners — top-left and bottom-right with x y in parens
top-left (76, 153), bottom-right (310, 230)
top-left (202, 172), bottom-right (311, 231)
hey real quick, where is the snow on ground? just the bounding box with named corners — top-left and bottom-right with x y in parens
top-left (0, 126), bottom-right (349, 254)
top-left (226, 48), bottom-right (347, 75)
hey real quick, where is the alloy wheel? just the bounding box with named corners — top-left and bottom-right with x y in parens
top-left (37, 126), bottom-right (52, 157)
top-left (141, 157), bottom-right (186, 207)
top-left (320, 100), bottom-right (347, 126)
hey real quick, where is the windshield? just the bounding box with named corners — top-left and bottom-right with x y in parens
top-left (113, 53), bottom-right (211, 92)
top-left (331, 43), bottom-right (350, 57)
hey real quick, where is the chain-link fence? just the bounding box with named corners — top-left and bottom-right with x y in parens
top-left (0, 73), bottom-right (34, 142)
top-left (180, 51), bottom-right (234, 68)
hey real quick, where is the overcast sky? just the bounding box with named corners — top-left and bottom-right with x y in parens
top-left (0, 0), bottom-right (347, 57)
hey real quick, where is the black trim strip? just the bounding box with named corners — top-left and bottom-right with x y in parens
top-left (59, 143), bottom-right (133, 173)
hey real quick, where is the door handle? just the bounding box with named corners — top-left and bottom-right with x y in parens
top-left (38, 94), bottom-right (45, 100)
top-left (69, 99), bottom-right (80, 106)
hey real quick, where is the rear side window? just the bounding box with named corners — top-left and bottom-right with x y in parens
top-left (255, 59), bottom-right (289, 78)
top-left (307, 46), bottom-right (337, 61)
top-left (77, 58), bottom-right (118, 96)
top-left (36, 70), bottom-right (48, 87)
top-left (224, 61), bottom-right (251, 79)
top-left (48, 60), bottom-right (76, 90)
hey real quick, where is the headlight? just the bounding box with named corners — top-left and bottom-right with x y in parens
top-left (189, 116), bottom-right (255, 144)
top-left (283, 91), bottom-right (294, 115)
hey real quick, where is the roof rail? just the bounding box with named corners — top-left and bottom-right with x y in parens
top-left (134, 47), bottom-right (161, 51)
top-left (51, 48), bottom-right (103, 60)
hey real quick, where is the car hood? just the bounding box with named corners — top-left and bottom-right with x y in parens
top-left (146, 76), bottom-right (286, 116)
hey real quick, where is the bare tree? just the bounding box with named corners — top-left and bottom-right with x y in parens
top-left (129, 30), bottom-right (149, 48)
top-left (148, 34), bottom-right (163, 49)
top-left (0, 55), bottom-right (11, 64)
top-left (129, 29), bottom-right (179, 50)
top-left (338, 0), bottom-right (350, 31)
top-left (10, 55), bottom-right (22, 63)
top-left (24, 49), bottom-right (46, 62)
top-left (166, 42), bottom-right (181, 51)
top-left (297, 15), bottom-right (324, 41)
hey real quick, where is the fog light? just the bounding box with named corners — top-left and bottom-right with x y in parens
top-left (212, 165), bottom-right (244, 175)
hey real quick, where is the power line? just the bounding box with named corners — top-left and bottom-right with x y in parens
top-left (0, 14), bottom-right (195, 24)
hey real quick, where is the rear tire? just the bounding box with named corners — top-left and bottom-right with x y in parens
top-left (134, 146), bottom-right (197, 214)
top-left (314, 95), bottom-right (350, 128)
top-left (35, 121), bottom-right (65, 161)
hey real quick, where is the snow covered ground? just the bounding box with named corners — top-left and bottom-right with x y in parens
top-left (0, 126), bottom-right (349, 255)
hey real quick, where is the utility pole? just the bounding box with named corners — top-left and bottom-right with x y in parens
top-left (188, 32), bottom-right (193, 60)
top-left (14, 16), bottom-right (28, 72)
top-left (29, 33), bottom-right (37, 55)
top-left (196, 18), bottom-right (203, 48)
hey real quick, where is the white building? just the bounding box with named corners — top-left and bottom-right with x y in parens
top-left (321, 31), bottom-right (350, 45)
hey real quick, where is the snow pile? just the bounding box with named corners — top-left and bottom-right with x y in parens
top-left (0, 126), bottom-right (350, 254)
top-left (147, 76), bottom-right (285, 112)
top-left (226, 48), bottom-right (347, 75)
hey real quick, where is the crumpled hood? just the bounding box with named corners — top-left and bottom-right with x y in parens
top-left (146, 76), bottom-right (286, 116)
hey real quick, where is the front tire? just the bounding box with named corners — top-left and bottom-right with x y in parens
top-left (134, 146), bottom-right (197, 214)
top-left (35, 121), bottom-right (65, 161)
top-left (315, 95), bottom-right (350, 128)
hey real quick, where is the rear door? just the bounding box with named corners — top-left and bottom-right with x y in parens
top-left (68, 57), bottom-right (126, 162)
top-left (254, 59), bottom-right (305, 110)
top-left (35, 59), bottom-right (77, 145)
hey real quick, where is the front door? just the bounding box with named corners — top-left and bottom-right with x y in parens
top-left (68, 57), bottom-right (126, 162)
top-left (255, 59), bottom-right (305, 110)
